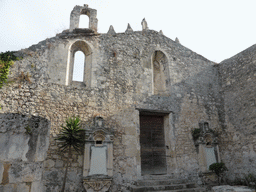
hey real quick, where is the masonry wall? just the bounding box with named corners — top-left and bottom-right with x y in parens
top-left (0, 29), bottom-right (221, 191)
top-left (0, 113), bottom-right (50, 192)
top-left (218, 44), bottom-right (256, 180)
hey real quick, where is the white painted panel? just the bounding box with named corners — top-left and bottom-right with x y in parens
top-left (205, 147), bottom-right (217, 170)
top-left (89, 146), bottom-right (107, 175)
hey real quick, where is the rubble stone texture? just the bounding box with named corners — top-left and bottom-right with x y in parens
top-left (0, 4), bottom-right (255, 192)
top-left (219, 45), bottom-right (256, 180)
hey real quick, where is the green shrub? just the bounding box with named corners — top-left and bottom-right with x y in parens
top-left (25, 125), bottom-right (32, 135)
top-left (0, 51), bottom-right (21, 89)
top-left (209, 162), bottom-right (228, 184)
top-left (244, 173), bottom-right (256, 190)
top-left (191, 128), bottom-right (201, 140)
top-left (209, 162), bottom-right (228, 176)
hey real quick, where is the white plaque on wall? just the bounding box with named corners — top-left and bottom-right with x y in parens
top-left (89, 146), bottom-right (107, 175)
top-left (205, 147), bottom-right (217, 170)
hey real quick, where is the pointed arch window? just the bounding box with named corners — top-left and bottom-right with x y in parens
top-left (152, 51), bottom-right (169, 95)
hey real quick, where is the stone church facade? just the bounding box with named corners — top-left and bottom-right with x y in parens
top-left (0, 4), bottom-right (256, 192)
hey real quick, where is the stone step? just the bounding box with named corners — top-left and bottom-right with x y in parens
top-left (147, 187), bottom-right (206, 192)
top-left (141, 175), bottom-right (176, 180)
top-left (135, 179), bottom-right (188, 186)
top-left (130, 183), bottom-right (197, 192)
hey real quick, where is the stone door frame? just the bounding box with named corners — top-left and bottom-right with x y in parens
top-left (136, 109), bottom-right (176, 176)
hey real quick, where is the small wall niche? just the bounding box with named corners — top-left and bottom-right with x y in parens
top-left (95, 140), bottom-right (102, 145)
top-left (152, 50), bottom-right (169, 95)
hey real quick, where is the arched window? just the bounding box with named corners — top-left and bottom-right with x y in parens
top-left (152, 51), bottom-right (169, 95)
top-left (67, 41), bottom-right (92, 86)
top-left (79, 15), bottom-right (89, 28)
top-left (72, 51), bottom-right (85, 82)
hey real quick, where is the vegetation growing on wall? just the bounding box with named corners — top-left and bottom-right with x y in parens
top-left (232, 173), bottom-right (256, 190)
top-left (191, 128), bottom-right (201, 140)
top-left (209, 162), bottom-right (228, 184)
top-left (0, 51), bottom-right (20, 89)
top-left (0, 51), bottom-right (21, 109)
top-left (24, 125), bottom-right (32, 135)
top-left (191, 127), bottom-right (219, 141)
top-left (55, 117), bottom-right (85, 192)
top-left (18, 71), bottom-right (31, 84)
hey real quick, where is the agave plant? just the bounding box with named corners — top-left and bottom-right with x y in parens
top-left (56, 117), bottom-right (84, 192)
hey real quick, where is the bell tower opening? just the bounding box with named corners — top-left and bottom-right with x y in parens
top-left (69, 4), bottom-right (98, 32)
top-left (79, 15), bottom-right (89, 28)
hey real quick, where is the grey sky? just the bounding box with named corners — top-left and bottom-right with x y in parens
top-left (0, 0), bottom-right (256, 63)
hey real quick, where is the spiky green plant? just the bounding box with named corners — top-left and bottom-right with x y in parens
top-left (56, 117), bottom-right (84, 192)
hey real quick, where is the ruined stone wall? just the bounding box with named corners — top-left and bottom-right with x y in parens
top-left (0, 113), bottom-right (50, 192)
top-left (218, 44), bottom-right (256, 180)
top-left (0, 29), bottom-right (221, 191)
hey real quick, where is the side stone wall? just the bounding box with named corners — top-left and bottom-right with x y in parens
top-left (218, 44), bottom-right (256, 180)
top-left (0, 113), bottom-right (50, 192)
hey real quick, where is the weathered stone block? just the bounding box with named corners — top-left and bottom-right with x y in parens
top-left (0, 134), bottom-right (28, 161)
top-left (44, 159), bottom-right (55, 168)
top-left (0, 114), bottom-right (50, 162)
top-left (44, 170), bottom-right (84, 192)
top-left (55, 160), bottom-right (63, 168)
top-left (17, 183), bottom-right (31, 192)
top-left (0, 183), bottom-right (17, 192)
top-left (122, 135), bottom-right (137, 157)
top-left (31, 181), bottom-right (43, 192)
top-left (125, 126), bottom-right (136, 135)
top-left (8, 162), bottom-right (43, 183)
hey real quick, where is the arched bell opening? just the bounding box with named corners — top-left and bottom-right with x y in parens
top-left (79, 14), bottom-right (89, 28)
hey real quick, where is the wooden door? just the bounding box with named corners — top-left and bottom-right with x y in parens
top-left (140, 115), bottom-right (167, 175)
